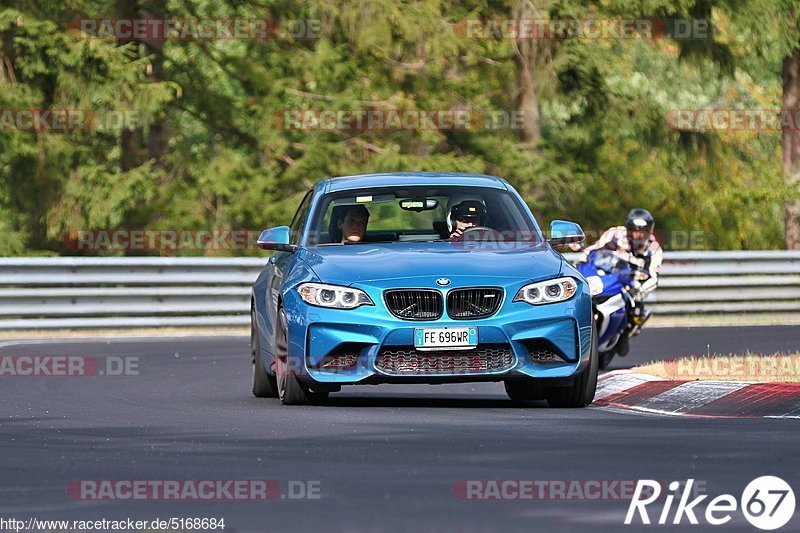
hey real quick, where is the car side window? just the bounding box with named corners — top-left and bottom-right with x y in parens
top-left (289, 190), bottom-right (313, 245)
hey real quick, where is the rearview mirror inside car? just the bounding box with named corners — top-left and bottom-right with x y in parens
top-left (399, 198), bottom-right (439, 212)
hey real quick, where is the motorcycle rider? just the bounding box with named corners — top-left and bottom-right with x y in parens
top-left (577, 208), bottom-right (662, 354)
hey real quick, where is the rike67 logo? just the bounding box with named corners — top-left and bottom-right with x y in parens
top-left (626, 477), bottom-right (795, 530)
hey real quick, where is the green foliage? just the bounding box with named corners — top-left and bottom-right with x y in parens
top-left (0, 0), bottom-right (796, 255)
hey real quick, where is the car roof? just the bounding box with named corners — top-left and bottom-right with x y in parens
top-left (320, 172), bottom-right (509, 193)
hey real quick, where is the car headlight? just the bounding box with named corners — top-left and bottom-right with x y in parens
top-left (513, 277), bottom-right (578, 305)
top-left (586, 275), bottom-right (604, 296)
top-left (297, 282), bottom-right (374, 309)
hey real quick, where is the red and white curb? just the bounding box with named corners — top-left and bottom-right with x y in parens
top-left (593, 371), bottom-right (800, 419)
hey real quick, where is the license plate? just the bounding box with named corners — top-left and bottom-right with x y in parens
top-left (414, 327), bottom-right (477, 351)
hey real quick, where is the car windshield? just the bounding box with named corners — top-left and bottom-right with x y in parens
top-left (306, 186), bottom-right (542, 246)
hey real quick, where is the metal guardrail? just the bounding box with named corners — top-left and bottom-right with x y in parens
top-left (0, 252), bottom-right (798, 329)
top-left (0, 258), bottom-right (262, 330)
top-left (642, 251), bottom-right (800, 315)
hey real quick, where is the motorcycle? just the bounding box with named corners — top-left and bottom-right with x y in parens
top-left (576, 249), bottom-right (652, 369)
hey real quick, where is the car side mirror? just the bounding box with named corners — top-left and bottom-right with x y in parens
top-left (548, 220), bottom-right (585, 246)
top-left (257, 226), bottom-right (297, 252)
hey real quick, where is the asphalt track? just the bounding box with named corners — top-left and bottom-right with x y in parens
top-left (0, 326), bottom-right (798, 532)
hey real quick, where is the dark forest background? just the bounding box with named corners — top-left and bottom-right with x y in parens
top-left (1, 0), bottom-right (800, 255)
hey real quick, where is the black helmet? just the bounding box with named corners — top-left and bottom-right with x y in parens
top-left (626, 208), bottom-right (654, 232)
top-left (625, 208), bottom-right (654, 253)
top-left (451, 200), bottom-right (486, 224)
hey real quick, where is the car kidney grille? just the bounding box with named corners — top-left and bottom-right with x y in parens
top-left (446, 288), bottom-right (503, 319)
top-left (375, 344), bottom-right (514, 375)
top-left (384, 289), bottom-right (443, 320)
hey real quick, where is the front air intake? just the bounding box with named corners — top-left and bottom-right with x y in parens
top-left (375, 344), bottom-right (514, 374)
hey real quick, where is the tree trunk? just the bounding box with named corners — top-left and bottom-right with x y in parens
top-left (117, 0), bottom-right (144, 172)
top-left (783, 55), bottom-right (800, 249)
top-left (513, 0), bottom-right (543, 146)
top-left (114, 0), bottom-right (168, 173)
top-left (142, 24), bottom-right (168, 172)
top-left (516, 56), bottom-right (541, 145)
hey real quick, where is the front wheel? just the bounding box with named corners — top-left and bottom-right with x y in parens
top-left (275, 306), bottom-right (329, 405)
top-left (544, 320), bottom-right (599, 408)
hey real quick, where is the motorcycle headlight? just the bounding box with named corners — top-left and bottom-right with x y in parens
top-left (513, 277), bottom-right (578, 305)
top-left (586, 275), bottom-right (604, 296)
top-left (297, 283), bottom-right (374, 309)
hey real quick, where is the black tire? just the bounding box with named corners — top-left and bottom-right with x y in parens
top-left (544, 320), bottom-right (599, 408)
top-left (504, 379), bottom-right (545, 402)
top-left (598, 350), bottom-right (614, 370)
top-left (252, 307), bottom-right (277, 398)
top-left (275, 306), bottom-right (329, 405)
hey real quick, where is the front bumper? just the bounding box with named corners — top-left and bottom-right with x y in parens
top-left (283, 280), bottom-right (593, 386)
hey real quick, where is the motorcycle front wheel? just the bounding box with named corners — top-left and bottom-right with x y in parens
top-left (598, 350), bottom-right (615, 370)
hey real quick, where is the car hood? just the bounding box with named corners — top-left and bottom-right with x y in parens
top-left (300, 241), bottom-right (564, 285)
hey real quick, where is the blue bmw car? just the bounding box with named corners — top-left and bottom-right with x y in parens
top-left (251, 172), bottom-right (598, 406)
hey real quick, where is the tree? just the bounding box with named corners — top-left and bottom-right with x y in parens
top-left (0, 0), bottom-right (792, 255)
top-left (783, 48), bottom-right (800, 248)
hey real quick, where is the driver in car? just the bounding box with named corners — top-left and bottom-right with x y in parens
top-left (337, 205), bottom-right (370, 243)
top-left (448, 200), bottom-right (487, 241)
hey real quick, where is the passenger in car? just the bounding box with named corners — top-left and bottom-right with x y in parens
top-left (336, 205), bottom-right (370, 243)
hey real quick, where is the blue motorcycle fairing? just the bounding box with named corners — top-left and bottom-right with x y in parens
top-left (576, 251), bottom-right (635, 348)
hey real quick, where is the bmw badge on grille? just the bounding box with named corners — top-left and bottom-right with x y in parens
top-left (436, 278), bottom-right (451, 287)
